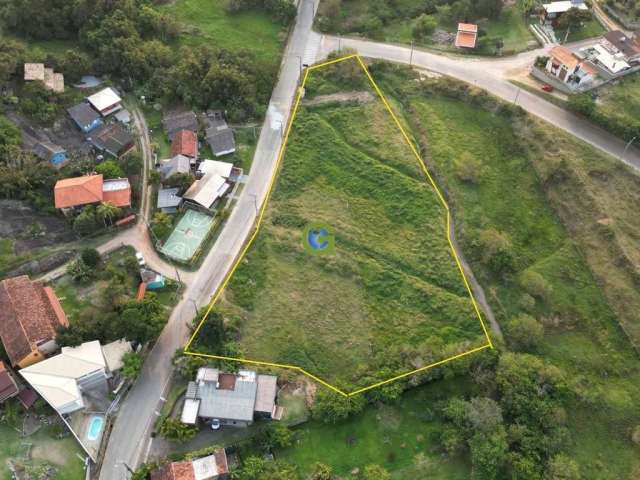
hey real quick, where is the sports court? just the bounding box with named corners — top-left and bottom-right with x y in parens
top-left (160, 209), bottom-right (215, 262)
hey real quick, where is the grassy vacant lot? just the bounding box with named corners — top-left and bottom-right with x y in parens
top-left (597, 73), bottom-right (640, 132)
top-left (375, 68), bottom-right (640, 478)
top-left (159, 0), bottom-right (286, 61)
top-left (0, 422), bottom-right (85, 480)
top-left (559, 17), bottom-right (606, 43)
top-left (217, 65), bottom-right (487, 391)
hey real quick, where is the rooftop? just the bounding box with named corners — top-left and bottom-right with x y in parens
top-left (102, 178), bottom-right (132, 208)
top-left (158, 187), bottom-right (183, 209)
top-left (24, 63), bottom-right (45, 81)
top-left (54, 174), bottom-right (104, 209)
top-left (455, 24), bottom-right (478, 48)
top-left (549, 46), bottom-right (580, 69)
top-left (90, 123), bottom-right (134, 157)
top-left (183, 173), bottom-right (229, 209)
top-left (87, 87), bottom-right (122, 113)
top-left (0, 361), bottom-right (19, 403)
top-left (171, 130), bottom-right (198, 158)
top-left (197, 160), bottom-right (234, 178)
top-left (150, 450), bottom-right (228, 480)
top-left (163, 110), bottom-right (198, 140)
top-left (68, 103), bottom-right (101, 128)
top-left (160, 154), bottom-right (192, 180)
top-left (603, 30), bottom-right (640, 58)
top-left (543, 0), bottom-right (588, 13)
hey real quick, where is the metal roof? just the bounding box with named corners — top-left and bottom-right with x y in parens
top-left (157, 187), bottom-right (183, 209)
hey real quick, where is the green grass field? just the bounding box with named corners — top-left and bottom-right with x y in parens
top-left (216, 65), bottom-right (488, 392)
top-left (159, 0), bottom-right (286, 61)
top-left (598, 74), bottom-right (640, 131)
top-left (559, 18), bottom-right (606, 43)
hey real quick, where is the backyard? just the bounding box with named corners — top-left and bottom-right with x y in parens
top-left (209, 60), bottom-right (489, 393)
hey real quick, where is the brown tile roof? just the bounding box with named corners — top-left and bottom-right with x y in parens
top-left (150, 462), bottom-right (195, 480)
top-left (458, 22), bottom-right (478, 32)
top-left (0, 276), bottom-right (67, 366)
top-left (0, 361), bottom-right (19, 402)
top-left (455, 31), bottom-right (477, 48)
top-left (549, 46), bottom-right (579, 69)
top-left (54, 174), bottom-right (104, 209)
top-left (171, 130), bottom-right (198, 158)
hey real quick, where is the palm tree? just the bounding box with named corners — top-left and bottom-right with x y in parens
top-left (96, 202), bottom-right (122, 227)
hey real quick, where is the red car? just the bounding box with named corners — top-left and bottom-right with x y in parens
top-left (542, 84), bottom-right (554, 92)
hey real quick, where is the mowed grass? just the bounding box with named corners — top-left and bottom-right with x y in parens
top-left (160, 0), bottom-right (286, 60)
top-left (279, 378), bottom-right (471, 479)
top-left (219, 73), bottom-right (487, 391)
top-left (395, 80), bottom-right (640, 478)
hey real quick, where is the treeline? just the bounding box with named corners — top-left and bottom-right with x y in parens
top-left (0, 0), bottom-right (288, 121)
top-left (225, 0), bottom-right (297, 24)
top-left (568, 92), bottom-right (640, 143)
top-left (317, 0), bottom-right (503, 38)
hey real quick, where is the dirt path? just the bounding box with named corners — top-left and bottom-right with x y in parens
top-left (303, 91), bottom-right (374, 106)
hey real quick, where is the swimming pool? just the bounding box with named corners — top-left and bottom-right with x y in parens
top-left (87, 415), bottom-right (104, 441)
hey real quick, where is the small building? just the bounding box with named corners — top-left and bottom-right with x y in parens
top-left (183, 173), bottom-right (230, 210)
top-left (157, 187), bottom-right (182, 213)
top-left (87, 87), bottom-right (123, 117)
top-left (545, 46), bottom-right (597, 89)
top-left (54, 174), bottom-right (131, 209)
top-left (171, 130), bottom-right (198, 159)
top-left (102, 178), bottom-right (132, 208)
top-left (0, 275), bottom-right (69, 368)
top-left (454, 23), bottom-right (478, 49)
top-left (150, 450), bottom-right (229, 480)
top-left (24, 63), bottom-right (65, 92)
top-left (181, 368), bottom-right (282, 427)
top-left (160, 154), bottom-right (192, 181)
top-left (68, 103), bottom-right (104, 133)
top-left (140, 268), bottom-right (166, 290)
top-left (541, 0), bottom-right (588, 23)
top-left (89, 123), bottom-right (135, 158)
top-left (601, 30), bottom-right (640, 65)
top-left (204, 111), bottom-right (236, 157)
top-left (590, 43), bottom-right (631, 74)
top-left (24, 63), bottom-right (45, 82)
top-left (114, 109), bottom-right (131, 125)
top-left (0, 361), bottom-right (19, 404)
top-left (32, 141), bottom-right (68, 166)
top-left (20, 340), bottom-right (132, 461)
top-left (197, 160), bottom-right (234, 179)
top-left (162, 110), bottom-right (199, 142)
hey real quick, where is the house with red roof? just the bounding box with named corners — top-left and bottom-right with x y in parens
top-left (0, 276), bottom-right (69, 368)
top-left (171, 130), bottom-right (198, 159)
top-left (545, 46), bottom-right (597, 90)
top-left (54, 174), bottom-right (131, 209)
top-left (150, 449), bottom-right (229, 480)
top-left (0, 361), bottom-right (19, 403)
top-left (455, 23), bottom-right (478, 49)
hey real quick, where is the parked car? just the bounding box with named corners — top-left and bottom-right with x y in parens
top-left (211, 419), bottom-right (221, 430)
top-left (135, 252), bottom-right (146, 267)
top-left (542, 84), bottom-right (554, 92)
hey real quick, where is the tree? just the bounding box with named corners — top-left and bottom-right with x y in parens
top-left (567, 93), bottom-right (596, 116)
top-left (312, 389), bottom-right (366, 423)
top-left (166, 172), bottom-right (195, 193)
top-left (506, 314), bottom-right (544, 351)
top-left (73, 206), bottom-right (98, 235)
top-left (465, 397), bottom-right (504, 433)
top-left (256, 422), bottom-right (294, 450)
top-left (519, 270), bottom-right (552, 301)
top-left (556, 8), bottom-right (592, 30)
top-left (309, 463), bottom-right (333, 480)
top-left (316, 0), bottom-right (341, 32)
top-left (149, 169), bottom-right (161, 185)
top-left (546, 454), bottom-right (581, 480)
top-left (191, 310), bottom-right (225, 353)
top-left (95, 159), bottom-right (125, 179)
top-left (96, 202), bottom-right (122, 227)
top-left (454, 151), bottom-right (483, 183)
top-left (58, 49), bottom-right (91, 83)
top-left (0, 116), bottom-right (22, 154)
top-left (81, 248), bottom-right (101, 268)
top-left (362, 464), bottom-right (391, 480)
top-left (478, 228), bottom-right (514, 274)
top-left (121, 352), bottom-right (143, 379)
top-left (436, 4), bottom-right (454, 24)
top-left (116, 294), bottom-right (165, 344)
top-left (158, 417), bottom-right (198, 441)
top-left (151, 211), bottom-right (174, 241)
top-left (412, 14), bottom-right (438, 40)
top-left (469, 429), bottom-right (508, 480)
top-left (0, 38), bottom-right (26, 83)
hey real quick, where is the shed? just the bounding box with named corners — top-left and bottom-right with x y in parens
top-left (159, 154), bottom-right (192, 180)
top-left (157, 187), bottom-right (182, 213)
top-left (68, 103), bottom-right (103, 133)
top-left (33, 141), bottom-right (68, 166)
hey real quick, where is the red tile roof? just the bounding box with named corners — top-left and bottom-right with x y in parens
top-left (171, 130), bottom-right (198, 158)
top-left (0, 276), bottom-right (68, 366)
top-left (102, 181), bottom-right (132, 208)
top-left (549, 46), bottom-right (579, 69)
top-left (0, 361), bottom-right (19, 402)
top-left (54, 174), bottom-right (104, 209)
top-left (458, 22), bottom-right (478, 32)
top-left (150, 462), bottom-right (195, 480)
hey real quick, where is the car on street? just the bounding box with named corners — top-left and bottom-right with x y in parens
top-left (135, 252), bottom-right (146, 266)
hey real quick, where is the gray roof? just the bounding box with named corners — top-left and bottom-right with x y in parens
top-left (157, 187), bottom-right (182, 209)
top-left (162, 110), bottom-right (198, 141)
top-left (68, 103), bottom-right (101, 128)
top-left (89, 123), bottom-right (134, 157)
top-left (206, 128), bottom-right (236, 156)
top-left (32, 141), bottom-right (65, 160)
top-left (159, 154), bottom-right (191, 180)
top-left (196, 376), bottom-right (258, 422)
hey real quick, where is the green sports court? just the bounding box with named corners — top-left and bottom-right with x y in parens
top-left (160, 209), bottom-right (215, 262)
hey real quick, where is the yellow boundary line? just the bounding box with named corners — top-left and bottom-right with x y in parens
top-left (184, 54), bottom-right (493, 397)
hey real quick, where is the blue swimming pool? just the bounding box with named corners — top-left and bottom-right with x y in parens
top-left (87, 415), bottom-right (104, 441)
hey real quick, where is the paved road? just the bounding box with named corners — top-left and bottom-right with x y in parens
top-left (316, 36), bottom-right (640, 173)
top-left (98, 1), bottom-right (319, 479)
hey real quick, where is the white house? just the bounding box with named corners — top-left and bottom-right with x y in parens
top-left (545, 46), bottom-right (597, 89)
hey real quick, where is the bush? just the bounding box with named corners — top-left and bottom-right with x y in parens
top-left (95, 160), bottom-right (125, 179)
top-left (121, 351), bottom-right (144, 379)
top-left (454, 151), bottom-right (483, 184)
top-left (412, 14), bottom-right (437, 40)
top-left (158, 417), bottom-right (198, 441)
top-left (68, 258), bottom-right (93, 282)
top-left (80, 248), bottom-right (101, 268)
top-left (506, 314), bottom-right (544, 351)
top-left (311, 389), bottom-right (366, 423)
top-left (567, 93), bottom-right (596, 116)
top-left (519, 270), bottom-right (552, 300)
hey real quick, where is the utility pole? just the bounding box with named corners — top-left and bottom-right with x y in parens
top-left (410, 41), bottom-right (414, 66)
top-left (513, 87), bottom-right (521, 105)
top-left (338, 34), bottom-right (342, 51)
top-left (622, 136), bottom-right (637, 162)
top-left (249, 193), bottom-right (259, 216)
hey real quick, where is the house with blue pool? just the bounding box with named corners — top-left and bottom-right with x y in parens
top-left (32, 140), bottom-right (68, 167)
top-left (19, 339), bottom-right (132, 461)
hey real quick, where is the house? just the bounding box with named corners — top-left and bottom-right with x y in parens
top-left (0, 275), bottom-right (69, 368)
top-left (181, 368), bottom-right (282, 427)
top-left (162, 110), bottom-right (199, 142)
top-left (541, 0), bottom-right (588, 23)
top-left (20, 340), bottom-right (132, 461)
top-left (140, 268), bottom-right (166, 290)
top-left (183, 173), bottom-right (230, 209)
top-left (0, 361), bottom-right (20, 403)
top-left (68, 103), bottom-right (104, 133)
top-left (171, 130), bottom-right (198, 159)
top-left (87, 87), bottom-right (123, 117)
top-left (54, 174), bottom-right (131, 209)
top-left (204, 111), bottom-right (236, 157)
top-left (197, 160), bottom-right (234, 179)
top-left (114, 109), bottom-right (131, 125)
top-left (601, 30), bottom-right (640, 65)
top-left (150, 450), bottom-right (229, 480)
top-left (545, 46), bottom-right (597, 89)
top-left (590, 43), bottom-right (631, 74)
top-left (454, 23), bottom-right (478, 49)
top-left (32, 141), bottom-right (68, 166)
top-left (157, 187), bottom-right (182, 213)
top-left (89, 123), bottom-right (135, 158)
top-left (160, 154), bottom-right (192, 180)
top-left (23, 63), bottom-right (64, 92)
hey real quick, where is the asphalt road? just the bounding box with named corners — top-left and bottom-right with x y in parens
top-left (316, 36), bottom-right (640, 173)
top-left (97, 2), bottom-right (319, 479)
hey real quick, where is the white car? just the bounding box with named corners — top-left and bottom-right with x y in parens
top-left (210, 419), bottom-right (221, 430)
top-left (135, 252), bottom-right (146, 267)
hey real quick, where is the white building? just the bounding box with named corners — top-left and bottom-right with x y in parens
top-left (87, 87), bottom-right (123, 117)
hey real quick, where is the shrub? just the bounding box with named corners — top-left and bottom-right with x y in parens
top-left (158, 417), bottom-right (198, 441)
top-left (80, 248), bottom-right (101, 268)
top-left (506, 314), bottom-right (544, 351)
top-left (68, 258), bottom-right (93, 282)
top-left (95, 160), bottom-right (125, 179)
top-left (312, 389), bottom-right (366, 423)
top-left (519, 270), bottom-right (552, 300)
top-left (412, 14), bottom-right (437, 40)
top-left (454, 151), bottom-right (483, 184)
top-left (121, 351), bottom-right (144, 379)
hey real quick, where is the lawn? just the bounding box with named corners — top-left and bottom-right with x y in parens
top-left (559, 17), bottom-right (606, 43)
top-left (597, 73), bottom-right (640, 132)
top-left (0, 421), bottom-right (86, 480)
top-left (159, 0), bottom-right (286, 61)
top-left (213, 62), bottom-right (488, 392)
top-left (278, 378), bottom-right (471, 479)
top-left (480, 8), bottom-right (536, 54)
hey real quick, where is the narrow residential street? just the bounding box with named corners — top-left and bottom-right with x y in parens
top-left (98, 1), bottom-right (320, 478)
